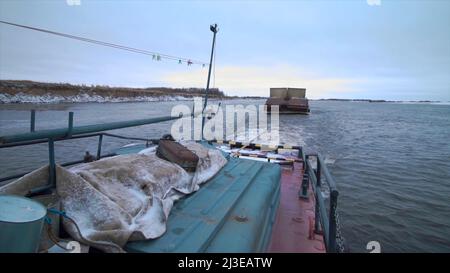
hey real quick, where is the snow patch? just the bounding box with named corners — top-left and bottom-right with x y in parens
top-left (0, 92), bottom-right (194, 103)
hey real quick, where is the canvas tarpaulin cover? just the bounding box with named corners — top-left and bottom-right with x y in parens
top-left (0, 142), bottom-right (227, 252)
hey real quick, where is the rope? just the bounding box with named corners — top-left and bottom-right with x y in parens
top-left (0, 20), bottom-right (209, 66)
top-left (41, 215), bottom-right (68, 252)
top-left (46, 223), bottom-right (68, 250)
top-left (46, 208), bottom-right (122, 251)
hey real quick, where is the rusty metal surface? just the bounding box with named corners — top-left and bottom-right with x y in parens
top-left (156, 140), bottom-right (199, 171)
top-left (265, 97), bottom-right (310, 114)
top-left (267, 162), bottom-right (326, 253)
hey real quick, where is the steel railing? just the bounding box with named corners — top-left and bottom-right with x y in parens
top-left (0, 110), bottom-right (183, 195)
top-left (299, 153), bottom-right (345, 253)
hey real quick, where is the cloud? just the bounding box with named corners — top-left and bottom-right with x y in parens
top-left (66, 0), bottom-right (81, 6)
top-left (161, 65), bottom-right (360, 98)
top-left (367, 0), bottom-right (381, 6)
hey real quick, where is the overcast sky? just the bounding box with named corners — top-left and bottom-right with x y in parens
top-left (1, 0), bottom-right (449, 100)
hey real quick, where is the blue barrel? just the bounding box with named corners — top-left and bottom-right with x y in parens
top-left (0, 195), bottom-right (47, 253)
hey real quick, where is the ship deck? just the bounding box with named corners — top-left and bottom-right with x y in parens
top-left (267, 162), bottom-right (325, 252)
top-left (117, 143), bottom-right (325, 253)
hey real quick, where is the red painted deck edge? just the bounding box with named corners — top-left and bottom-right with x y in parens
top-left (267, 162), bottom-right (326, 253)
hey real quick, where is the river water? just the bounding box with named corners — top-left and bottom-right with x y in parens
top-left (1, 99), bottom-right (449, 252)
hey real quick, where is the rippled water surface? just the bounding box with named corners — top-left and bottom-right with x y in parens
top-left (1, 100), bottom-right (449, 252)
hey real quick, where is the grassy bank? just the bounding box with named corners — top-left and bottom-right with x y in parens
top-left (0, 80), bottom-right (227, 103)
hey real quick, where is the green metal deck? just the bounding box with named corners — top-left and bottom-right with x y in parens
top-left (125, 155), bottom-right (281, 253)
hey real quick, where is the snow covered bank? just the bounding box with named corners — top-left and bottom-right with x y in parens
top-left (0, 92), bottom-right (194, 103)
top-left (0, 80), bottom-right (226, 104)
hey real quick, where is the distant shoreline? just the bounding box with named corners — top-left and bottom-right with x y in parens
top-left (0, 80), bottom-right (234, 104)
top-left (0, 80), bottom-right (444, 104)
top-left (313, 98), bottom-right (444, 103)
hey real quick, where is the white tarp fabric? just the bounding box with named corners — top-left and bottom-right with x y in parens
top-left (0, 142), bottom-right (227, 253)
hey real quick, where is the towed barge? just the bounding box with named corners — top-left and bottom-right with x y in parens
top-left (265, 88), bottom-right (311, 114)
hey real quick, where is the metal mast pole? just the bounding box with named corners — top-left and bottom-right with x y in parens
top-left (201, 24), bottom-right (218, 140)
